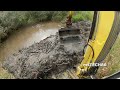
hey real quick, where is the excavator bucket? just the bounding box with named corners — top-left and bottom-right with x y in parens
top-left (58, 11), bottom-right (81, 44)
top-left (58, 27), bottom-right (81, 44)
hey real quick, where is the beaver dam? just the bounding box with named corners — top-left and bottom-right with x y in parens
top-left (2, 21), bottom-right (92, 79)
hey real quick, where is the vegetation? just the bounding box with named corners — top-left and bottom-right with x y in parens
top-left (0, 67), bottom-right (14, 79)
top-left (97, 34), bottom-right (120, 78)
top-left (72, 11), bottom-right (94, 22)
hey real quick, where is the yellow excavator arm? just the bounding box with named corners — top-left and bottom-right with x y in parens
top-left (58, 11), bottom-right (120, 79)
top-left (76, 11), bottom-right (120, 78)
top-left (69, 11), bottom-right (74, 17)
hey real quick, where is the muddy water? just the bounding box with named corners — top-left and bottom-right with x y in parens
top-left (0, 22), bottom-right (62, 62)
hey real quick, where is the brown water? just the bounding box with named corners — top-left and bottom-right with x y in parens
top-left (0, 22), bottom-right (62, 62)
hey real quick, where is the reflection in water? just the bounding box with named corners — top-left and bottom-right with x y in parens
top-left (0, 22), bottom-right (62, 62)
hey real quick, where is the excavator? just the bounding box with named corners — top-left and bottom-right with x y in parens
top-left (57, 11), bottom-right (120, 79)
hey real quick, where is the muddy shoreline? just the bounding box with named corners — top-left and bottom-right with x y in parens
top-left (2, 21), bottom-right (92, 79)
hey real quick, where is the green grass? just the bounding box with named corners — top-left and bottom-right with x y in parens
top-left (72, 11), bottom-right (94, 22)
top-left (97, 34), bottom-right (120, 78)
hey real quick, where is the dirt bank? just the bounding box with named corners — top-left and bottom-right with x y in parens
top-left (2, 21), bottom-right (92, 79)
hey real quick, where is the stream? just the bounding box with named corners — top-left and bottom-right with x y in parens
top-left (0, 22), bottom-right (62, 62)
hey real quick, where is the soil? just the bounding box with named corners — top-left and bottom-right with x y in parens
top-left (2, 21), bottom-right (92, 79)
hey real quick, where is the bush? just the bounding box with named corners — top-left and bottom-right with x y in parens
top-left (52, 11), bottom-right (68, 21)
top-left (72, 11), bottom-right (94, 22)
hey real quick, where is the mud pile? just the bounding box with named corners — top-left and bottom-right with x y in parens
top-left (2, 21), bottom-right (92, 79)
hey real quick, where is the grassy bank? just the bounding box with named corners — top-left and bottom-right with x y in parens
top-left (72, 11), bottom-right (94, 22)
